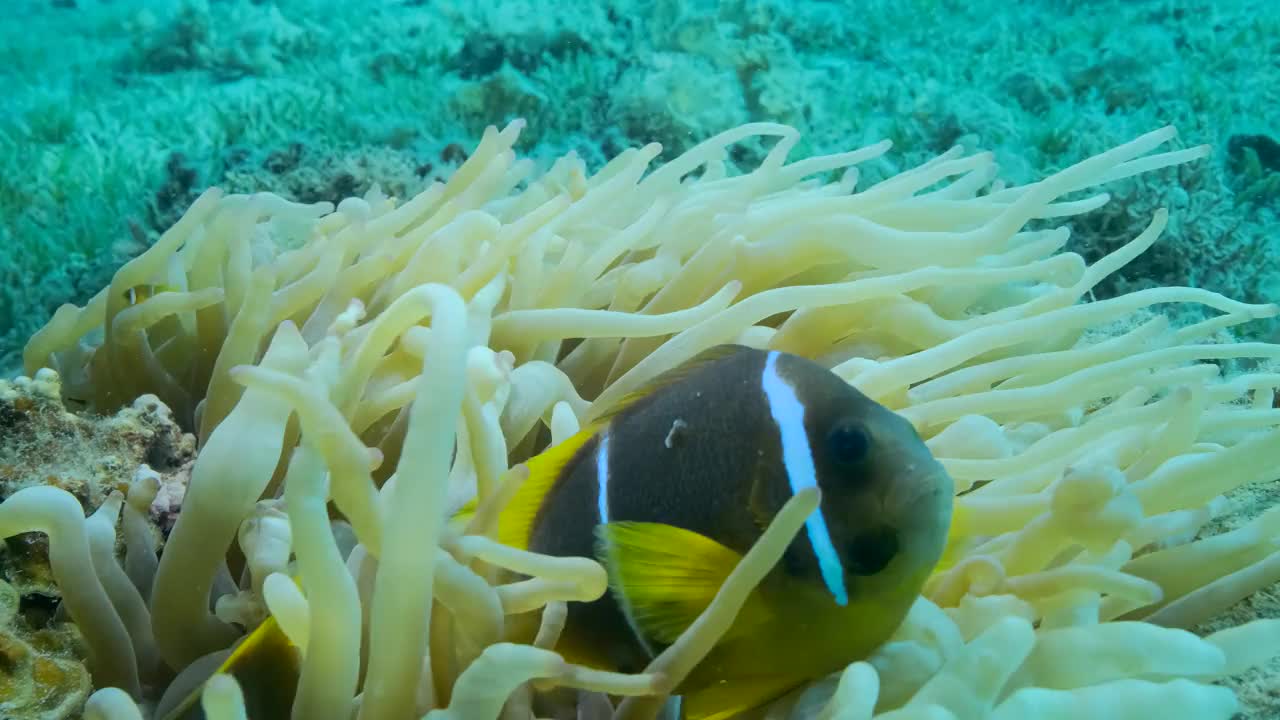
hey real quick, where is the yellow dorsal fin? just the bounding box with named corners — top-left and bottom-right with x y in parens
top-left (592, 344), bottom-right (752, 426)
top-left (681, 673), bottom-right (804, 720)
top-left (160, 614), bottom-right (299, 720)
top-left (596, 522), bottom-right (770, 645)
top-left (496, 424), bottom-right (601, 549)
top-left (477, 345), bottom-right (750, 549)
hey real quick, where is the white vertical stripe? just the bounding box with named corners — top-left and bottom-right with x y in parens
top-left (596, 432), bottom-right (611, 524)
top-left (760, 351), bottom-right (849, 606)
top-left (594, 429), bottom-right (657, 658)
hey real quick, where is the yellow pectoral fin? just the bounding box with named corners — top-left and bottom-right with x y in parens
top-left (161, 612), bottom-right (301, 720)
top-left (596, 521), bottom-right (770, 646)
top-left (680, 673), bottom-right (806, 720)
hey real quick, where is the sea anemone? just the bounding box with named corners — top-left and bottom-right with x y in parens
top-left (6, 121), bottom-right (1280, 719)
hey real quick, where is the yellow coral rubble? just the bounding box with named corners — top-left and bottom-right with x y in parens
top-left (1, 120), bottom-right (1279, 719)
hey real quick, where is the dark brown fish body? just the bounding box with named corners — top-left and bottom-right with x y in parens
top-left (505, 345), bottom-right (954, 717)
top-left (529, 347), bottom-right (777, 672)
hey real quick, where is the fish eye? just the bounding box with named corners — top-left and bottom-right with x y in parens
top-left (827, 421), bottom-right (871, 467)
top-left (846, 526), bottom-right (899, 576)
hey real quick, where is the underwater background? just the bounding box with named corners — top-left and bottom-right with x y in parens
top-left (1, 0), bottom-right (1279, 718)
top-left (3, 0), bottom-right (1279, 373)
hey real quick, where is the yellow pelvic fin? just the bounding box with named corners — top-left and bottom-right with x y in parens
top-left (591, 344), bottom-right (752, 426)
top-left (596, 522), bottom-right (770, 646)
top-left (681, 673), bottom-right (806, 720)
top-left (495, 424), bottom-right (600, 549)
top-left (160, 613), bottom-right (300, 720)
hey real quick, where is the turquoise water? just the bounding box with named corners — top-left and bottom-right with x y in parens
top-left (2, 0), bottom-right (1276, 371)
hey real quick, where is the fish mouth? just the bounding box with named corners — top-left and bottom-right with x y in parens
top-left (845, 525), bottom-right (900, 576)
top-left (885, 454), bottom-right (954, 516)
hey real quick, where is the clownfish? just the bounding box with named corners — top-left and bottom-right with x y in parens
top-left (497, 344), bottom-right (954, 719)
top-left (157, 614), bottom-right (299, 720)
top-left (163, 345), bottom-right (953, 720)
top-left (120, 283), bottom-right (178, 306)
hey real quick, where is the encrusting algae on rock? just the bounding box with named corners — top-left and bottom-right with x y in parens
top-left (0, 372), bottom-right (193, 719)
top-left (0, 575), bottom-right (92, 720)
top-left (2, 120), bottom-right (1280, 719)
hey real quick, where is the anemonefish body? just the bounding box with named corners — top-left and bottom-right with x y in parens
top-left (498, 344), bottom-right (954, 719)
top-left (157, 615), bottom-right (299, 720)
